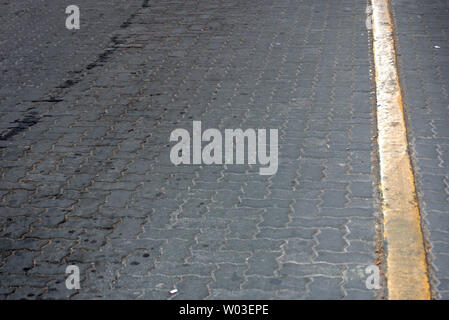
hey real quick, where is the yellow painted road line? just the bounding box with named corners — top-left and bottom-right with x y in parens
top-left (371, 0), bottom-right (431, 300)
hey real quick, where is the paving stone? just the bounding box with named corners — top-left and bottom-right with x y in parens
top-left (307, 277), bottom-right (343, 300)
top-left (315, 229), bottom-right (347, 252)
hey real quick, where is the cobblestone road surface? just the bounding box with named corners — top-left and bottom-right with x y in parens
top-left (0, 0), bottom-right (383, 299)
top-left (391, 0), bottom-right (449, 300)
top-left (0, 0), bottom-right (143, 138)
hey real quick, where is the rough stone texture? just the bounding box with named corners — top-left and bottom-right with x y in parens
top-left (391, 0), bottom-right (449, 300)
top-left (0, 0), bottom-right (381, 299)
top-left (0, 0), bottom-right (144, 139)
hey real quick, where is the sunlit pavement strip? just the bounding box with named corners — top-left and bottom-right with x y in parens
top-left (371, 0), bottom-right (430, 299)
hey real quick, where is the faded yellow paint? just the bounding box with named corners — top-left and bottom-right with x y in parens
top-left (371, 0), bottom-right (430, 299)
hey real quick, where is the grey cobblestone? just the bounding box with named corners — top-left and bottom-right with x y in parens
top-left (0, 0), bottom-right (381, 299)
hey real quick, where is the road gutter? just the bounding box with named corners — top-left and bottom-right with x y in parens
top-left (371, 0), bottom-right (430, 299)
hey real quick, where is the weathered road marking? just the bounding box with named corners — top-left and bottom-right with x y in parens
top-left (371, 0), bottom-right (430, 300)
